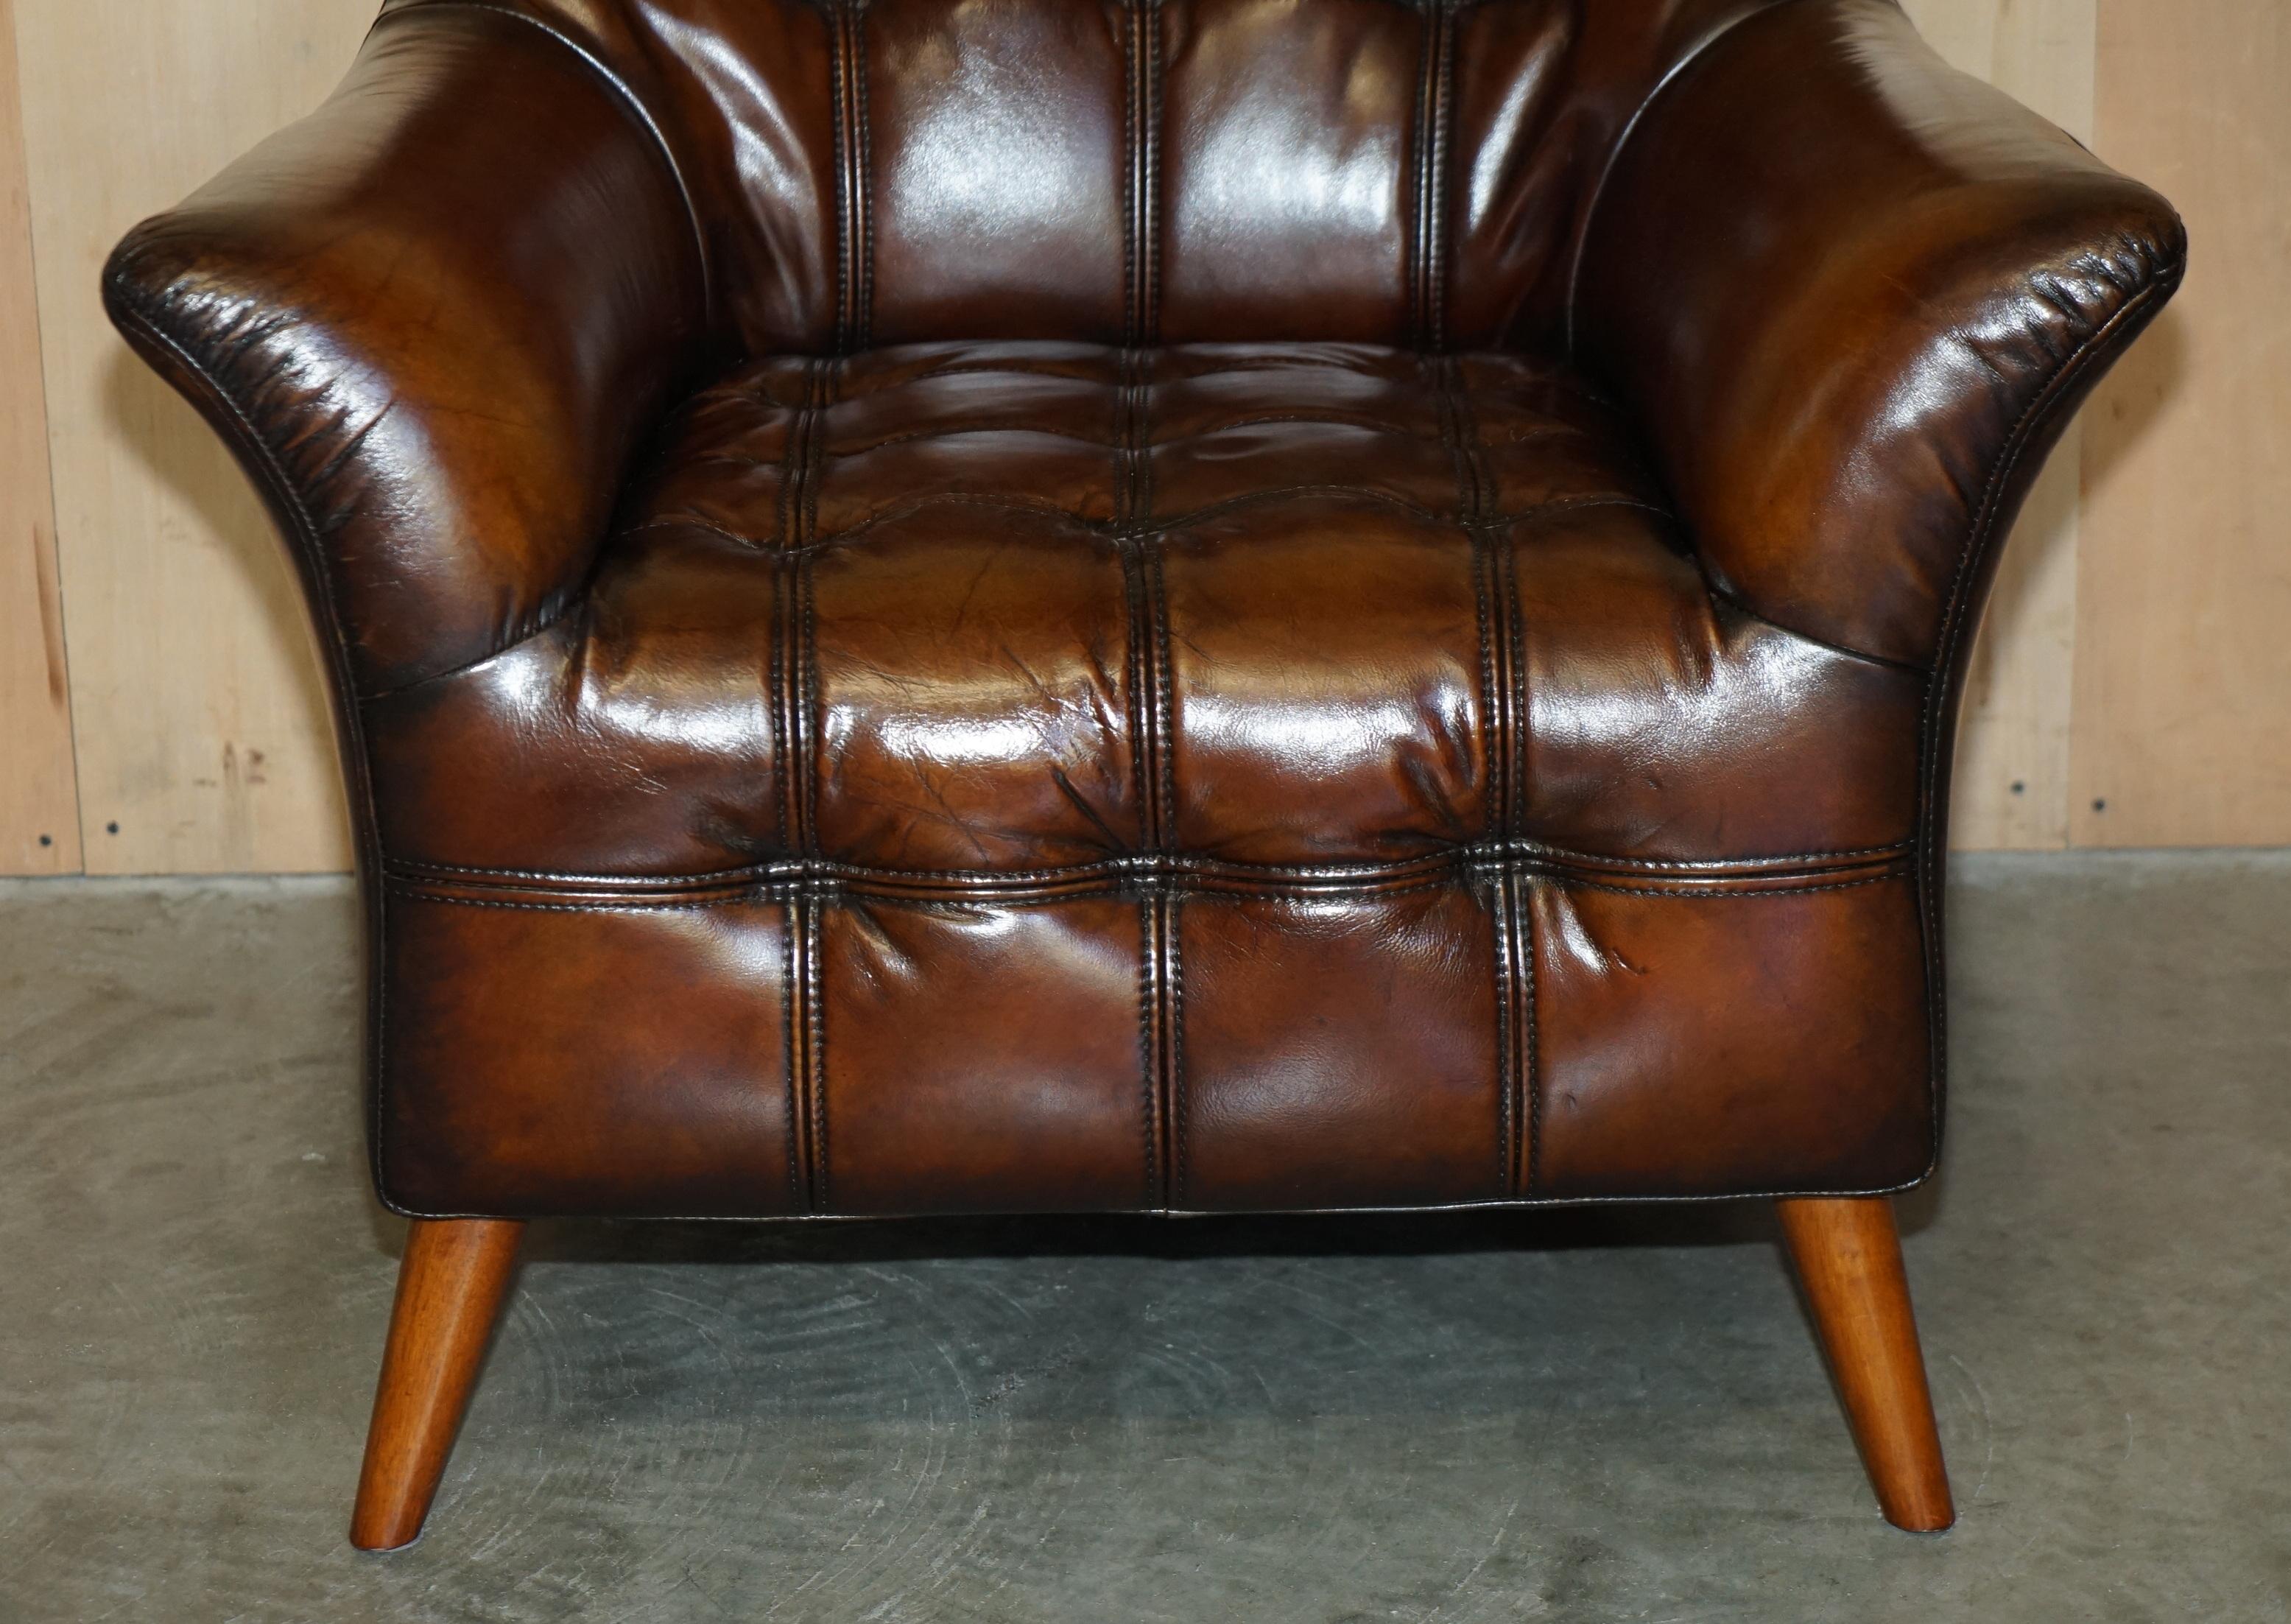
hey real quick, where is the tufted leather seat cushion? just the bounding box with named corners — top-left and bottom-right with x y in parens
top-left (370, 342), bottom-right (1923, 881)
top-left (359, 341), bottom-right (1934, 1218)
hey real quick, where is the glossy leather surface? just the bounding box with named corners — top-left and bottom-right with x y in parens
top-left (105, 0), bottom-right (2182, 1219)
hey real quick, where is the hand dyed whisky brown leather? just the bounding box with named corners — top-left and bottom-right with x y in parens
top-left (104, 0), bottom-right (2183, 1220)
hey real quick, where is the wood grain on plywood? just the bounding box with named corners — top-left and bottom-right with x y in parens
top-left (2075, 0), bottom-right (2291, 846)
top-left (0, 0), bottom-right (80, 874)
top-left (13, 0), bottom-right (366, 873)
top-left (1904, 0), bottom-right (2097, 851)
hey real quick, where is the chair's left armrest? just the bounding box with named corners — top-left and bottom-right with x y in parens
top-left (102, 4), bottom-right (716, 697)
top-left (1572, 0), bottom-right (2184, 671)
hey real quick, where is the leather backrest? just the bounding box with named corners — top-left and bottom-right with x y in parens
top-left (380, 0), bottom-right (1777, 354)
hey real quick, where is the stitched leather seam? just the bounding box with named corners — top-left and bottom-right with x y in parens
top-left (1122, 3), bottom-right (1164, 348)
top-left (765, 560), bottom-right (790, 855)
top-left (803, 363), bottom-right (836, 858)
top-left (386, 837), bottom-right (1915, 888)
top-left (1489, 869), bottom-right (1515, 1198)
top-left (1408, 8), bottom-right (1435, 350)
top-left (1432, 10), bottom-right (1455, 351)
top-left (622, 488), bottom-right (1672, 558)
top-left (1468, 529), bottom-right (1502, 846)
top-left (1117, 358), bottom-right (1172, 850)
top-left (1119, 579), bottom-right (1155, 843)
top-left (387, 2), bottom-right (715, 325)
top-left (854, 351), bottom-right (1600, 388)
top-left (799, 550), bottom-right (820, 857)
top-left (1132, 353), bottom-right (1158, 533)
top-left (387, 892), bottom-right (766, 914)
top-left (383, 867), bottom-right (1907, 905)
top-left (375, 888), bottom-right (393, 1207)
top-left (1415, 4), bottom-right (1456, 351)
top-left (1120, 11), bottom-right (1139, 350)
top-left (827, 3), bottom-right (854, 354)
top-left (729, 410), bottom-right (1516, 457)
top-left (792, 366), bottom-right (829, 1209)
top-left (790, 892), bottom-right (817, 1212)
top-left (1438, 351), bottom-right (1517, 1197)
top-left (1552, 871), bottom-right (1898, 901)
top-left (1136, 897), bottom-right (1159, 1207)
top-left (1148, 546), bottom-right (1178, 846)
top-left (850, 1), bottom-right (874, 352)
top-left (1499, 557), bottom-right (1530, 838)
top-left (779, 362), bottom-right (826, 854)
top-left (1136, 361), bottom-right (1186, 1208)
top-left (812, 359), bottom-right (835, 545)
top-left (1348, 489), bottom-right (1672, 534)
top-left (1919, 277), bottom-right (2178, 860)
top-left (1560, 0), bottom-right (1798, 357)
top-left (806, 896), bottom-right (828, 1212)
top-left (1115, 350), bottom-right (1166, 1208)
top-left (384, 1179), bottom-right (1940, 1223)
top-left (887, 357), bottom-right (1409, 383)
top-left (782, 900), bottom-right (802, 1210)
top-left (1474, 358), bottom-right (1538, 1195)
top-left (1502, 869), bottom-right (1531, 1195)
top-left (1114, 351), bottom-right (1154, 847)
top-left (384, 866), bottom-right (1907, 918)
top-left (789, 894), bottom-right (811, 1211)
top-left (1142, 5), bottom-right (1164, 346)
top-left (1482, 468), bottom-right (1529, 848)
top-left (1521, 872), bottom-right (1542, 1195)
top-left (102, 292), bottom-right (397, 1203)
top-left (1167, 893), bottom-right (1189, 1205)
top-left (768, 361), bottom-right (805, 851)
top-left (1913, 265), bottom-right (2181, 1191)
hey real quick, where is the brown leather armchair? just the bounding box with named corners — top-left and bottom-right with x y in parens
top-left (105, 0), bottom-right (2181, 1550)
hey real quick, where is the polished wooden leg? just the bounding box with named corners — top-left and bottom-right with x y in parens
top-left (1776, 1196), bottom-right (1955, 1532)
top-left (351, 1219), bottom-right (524, 1551)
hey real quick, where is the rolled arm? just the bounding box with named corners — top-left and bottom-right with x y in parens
top-left (103, 4), bottom-right (713, 695)
top-left (1572, 0), bottom-right (2184, 669)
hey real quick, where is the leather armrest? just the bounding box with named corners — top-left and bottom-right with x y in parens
top-left (102, 5), bottom-right (713, 696)
top-left (1572, 0), bottom-right (2184, 670)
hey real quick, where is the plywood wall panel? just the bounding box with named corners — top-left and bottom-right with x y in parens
top-left (2072, 1), bottom-right (2291, 847)
top-left (13, 0), bottom-right (367, 873)
top-left (1904, 0), bottom-right (2097, 851)
top-left (0, 0), bottom-right (80, 874)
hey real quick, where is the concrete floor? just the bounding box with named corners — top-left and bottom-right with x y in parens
top-left (1, 856), bottom-right (2286, 1623)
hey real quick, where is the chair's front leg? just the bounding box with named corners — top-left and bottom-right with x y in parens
top-left (1776, 1197), bottom-right (1955, 1532)
top-left (351, 1219), bottom-right (524, 1550)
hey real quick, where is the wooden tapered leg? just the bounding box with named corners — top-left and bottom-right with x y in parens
top-left (1777, 1196), bottom-right (1955, 1532)
top-left (351, 1219), bottom-right (524, 1551)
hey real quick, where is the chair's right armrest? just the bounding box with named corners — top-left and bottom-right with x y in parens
top-left (1571, 0), bottom-right (2183, 673)
top-left (103, 4), bottom-right (714, 696)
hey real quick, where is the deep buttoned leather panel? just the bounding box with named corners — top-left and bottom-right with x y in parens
top-left (379, 861), bottom-right (1926, 1217)
top-left (373, 0), bottom-right (1774, 354)
top-left (367, 342), bottom-right (1921, 881)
